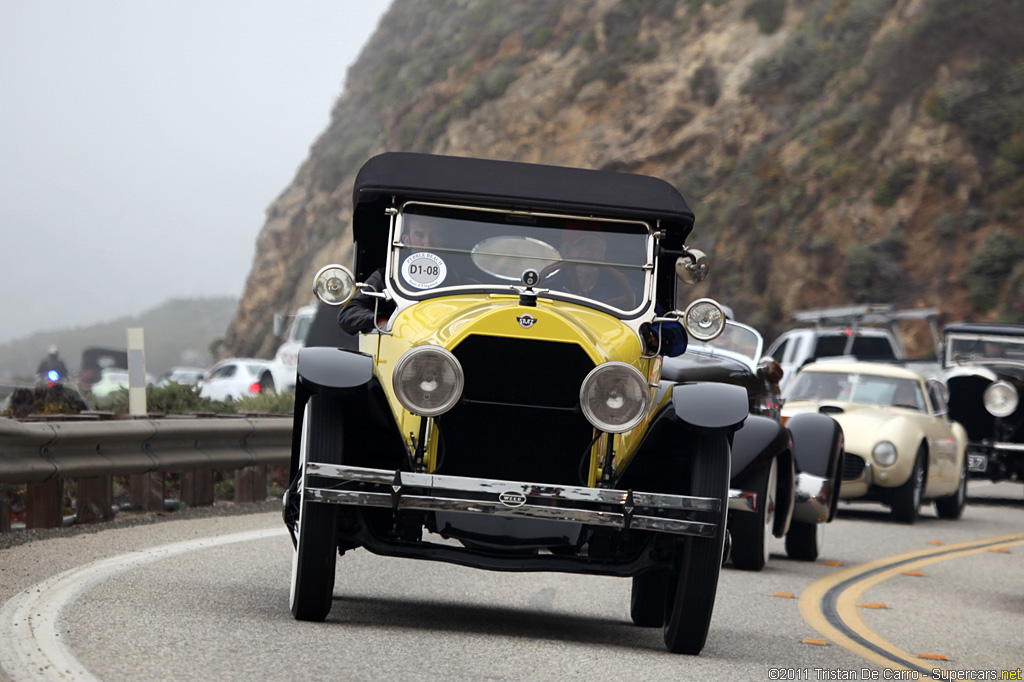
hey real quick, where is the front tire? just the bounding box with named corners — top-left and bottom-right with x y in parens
top-left (890, 445), bottom-right (925, 524)
top-left (935, 452), bottom-right (968, 520)
top-left (663, 433), bottom-right (730, 654)
top-left (785, 520), bottom-right (825, 561)
top-left (289, 394), bottom-right (343, 621)
top-left (729, 456), bottom-right (777, 571)
top-left (630, 570), bottom-right (668, 627)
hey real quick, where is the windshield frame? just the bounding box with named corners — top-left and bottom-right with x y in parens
top-left (386, 201), bottom-right (656, 318)
top-left (685, 320), bottom-right (764, 370)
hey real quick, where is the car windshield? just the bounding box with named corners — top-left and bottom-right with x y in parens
top-left (390, 203), bottom-right (651, 314)
top-left (787, 370), bottom-right (926, 411)
top-left (946, 334), bottom-right (1024, 365)
top-left (688, 321), bottom-right (762, 363)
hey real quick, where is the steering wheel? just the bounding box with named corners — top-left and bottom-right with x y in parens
top-left (538, 261), bottom-right (636, 309)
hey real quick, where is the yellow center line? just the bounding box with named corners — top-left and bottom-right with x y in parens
top-left (799, 531), bottom-right (1024, 672)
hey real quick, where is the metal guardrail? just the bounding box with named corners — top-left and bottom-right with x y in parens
top-left (0, 415), bottom-right (292, 532)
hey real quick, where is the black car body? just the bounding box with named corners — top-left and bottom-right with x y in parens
top-left (942, 322), bottom-right (1024, 484)
top-left (663, 320), bottom-right (844, 569)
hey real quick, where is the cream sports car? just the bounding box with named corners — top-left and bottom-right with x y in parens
top-left (781, 362), bottom-right (968, 523)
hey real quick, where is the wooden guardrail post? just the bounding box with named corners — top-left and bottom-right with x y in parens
top-left (181, 469), bottom-right (214, 507)
top-left (130, 472), bottom-right (165, 512)
top-left (234, 465), bottom-right (267, 503)
top-left (0, 488), bottom-right (10, 533)
top-left (76, 476), bottom-right (114, 524)
top-left (26, 478), bottom-right (64, 529)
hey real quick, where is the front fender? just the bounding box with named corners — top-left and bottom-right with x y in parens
top-left (671, 382), bottom-right (748, 432)
top-left (786, 412), bottom-right (844, 523)
top-left (288, 347), bottom-right (406, 484)
top-left (296, 346), bottom-right (374, 390)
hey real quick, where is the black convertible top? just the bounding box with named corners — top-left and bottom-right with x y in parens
top-left (350, 152), bottom-right (696, 290)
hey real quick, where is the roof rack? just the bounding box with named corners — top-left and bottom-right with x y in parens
top-left (791, 304), bottom-right (940, 360)
top-left (791, 304), bottom-right (937, 325)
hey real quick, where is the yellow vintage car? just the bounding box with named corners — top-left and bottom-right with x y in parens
top-left (781, 361), bottom-right (969, 523)
top-left (285, 152), bottom-right (785, 654)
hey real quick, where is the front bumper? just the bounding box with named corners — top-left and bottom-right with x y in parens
top-left (302, 463), bottom-right (732, 539)
top-left (967, 440), bottom-right (1024, 480)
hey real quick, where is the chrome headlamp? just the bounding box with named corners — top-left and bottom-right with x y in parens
top-left (682, 298), bottom-right (726, 342)
top-left (393, 346), bottom-right (464, 417)
top-left (983, 381), bottom-right (1018, 418)
top-left (872, 441), bottom-right (898, 467)
top-left (580, 362), bottom-right (650, 433)
top-left (313, 264), bottom-right (356, 306)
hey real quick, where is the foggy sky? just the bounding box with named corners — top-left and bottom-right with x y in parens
top-left (0, 0), bottom-right (391, 345)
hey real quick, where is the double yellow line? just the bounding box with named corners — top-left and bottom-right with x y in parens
top-left (799, 531), bottom-right (1024, 672)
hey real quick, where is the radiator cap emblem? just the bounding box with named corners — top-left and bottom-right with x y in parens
top-left (498, 491), bottom-right (527, 507)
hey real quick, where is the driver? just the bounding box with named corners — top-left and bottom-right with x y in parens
top-left (338, 221), bottom-right (446, 334)
top-left (551, 223), bottom-right (621, 300)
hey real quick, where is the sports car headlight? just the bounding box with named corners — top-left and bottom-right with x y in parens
top-left (313, 264), bottom-right (356, 306)
top-left (393, 346), bottom-right (464, 417)
top-left (872, 441), bottom-right (898, 467)
top-left (580, 362), bottom-right (650, 433)
top-left (683, 298), bottom-right (726, 342)
top-left (984, 381), bottom-right (1018, 418)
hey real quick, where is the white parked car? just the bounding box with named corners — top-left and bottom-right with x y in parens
top-left (90, 367), bottom-right (155, 399)
top-left (156, 366), bottom-right (207, 387)
top-left (198, 359), bottom-right (272, 402)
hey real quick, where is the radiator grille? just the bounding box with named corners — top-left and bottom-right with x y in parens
top-left (435, 335), bottom-right (596, 485)
top-left (842, 454), bottom-right (866, 481)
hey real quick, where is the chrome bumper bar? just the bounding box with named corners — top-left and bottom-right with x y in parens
top-left (303, 463), bottom-right (723, 539)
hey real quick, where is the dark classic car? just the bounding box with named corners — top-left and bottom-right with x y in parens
top-left (284, 152), bottom-right (816, 654)
top-left (663, 320), bottom-right (844, 570)
top-left (942, 322), bottom-right (1024, 485)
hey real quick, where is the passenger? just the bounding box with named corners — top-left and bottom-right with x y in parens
top-left (338, 221), bottom-right (446, 334)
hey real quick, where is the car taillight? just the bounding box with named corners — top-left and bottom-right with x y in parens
top-left (249, 382), bottom-right (261, 394)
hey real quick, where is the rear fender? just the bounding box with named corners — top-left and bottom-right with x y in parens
top-left (289, 347), bottom-right (406, 483)
top-left (786, 412), bottom-right (844, 523)
top-left (729, 415), bottom-right (795, 537)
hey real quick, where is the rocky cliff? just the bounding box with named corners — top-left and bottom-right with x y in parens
top-left (223, 0), bottom-right (1024, 359)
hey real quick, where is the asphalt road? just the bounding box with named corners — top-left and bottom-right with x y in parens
top-left (0, 482), bottom-right (1020, 682)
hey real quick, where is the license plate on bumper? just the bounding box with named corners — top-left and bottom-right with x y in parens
top-left (967, 453), bottom-right (988, 473)
top-left (302, 463), bottom-right (723, 539)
